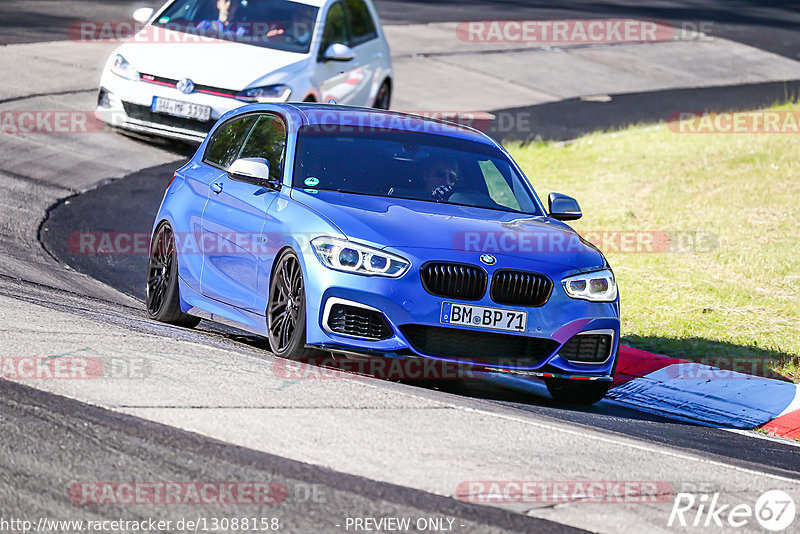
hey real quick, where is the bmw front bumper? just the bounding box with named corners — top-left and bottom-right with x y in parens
top-left (300, 246), bottom-right (620, 380)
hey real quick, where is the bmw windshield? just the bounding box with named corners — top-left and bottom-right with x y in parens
top-left (153, 0), bottom-right (318, 53)
top-left (293, 125), bottom-right (544, 215)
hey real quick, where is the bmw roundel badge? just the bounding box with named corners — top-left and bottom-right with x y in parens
top-left (480, 254), bottom-right (497, 265)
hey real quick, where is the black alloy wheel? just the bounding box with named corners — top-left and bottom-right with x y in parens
top-left (146, 222), bottom-right (200, 327)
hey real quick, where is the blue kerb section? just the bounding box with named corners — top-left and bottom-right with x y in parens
top-left (608, 364), bottom-right (800, 429)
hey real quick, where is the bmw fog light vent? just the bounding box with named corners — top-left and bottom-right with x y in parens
top-left (327, 303), bottom-right (392, 340)
top-left (559, 332), bottom-right (613, 364)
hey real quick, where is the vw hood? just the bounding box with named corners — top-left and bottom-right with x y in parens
top-left (115, 29), bottom-right (308, 90)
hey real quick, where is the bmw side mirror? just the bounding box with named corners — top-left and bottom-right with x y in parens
top-left (132, 7), bottom-right (155, 23)
top-left (548, 193), bottom-right (582, 221)
top-left (228, 158), bottom-right (276, 187)
top-left (323, 43), bottom-right (356, 62)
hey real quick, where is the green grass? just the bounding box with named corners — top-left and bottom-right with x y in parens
top-left (507, 104), bottom-right (800, 381)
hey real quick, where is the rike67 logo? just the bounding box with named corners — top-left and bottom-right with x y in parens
top-left (669, 490), bottom-right (796, 531)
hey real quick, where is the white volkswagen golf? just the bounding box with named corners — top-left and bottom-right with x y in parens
top-left (96, 0), bottom-right (392, 143)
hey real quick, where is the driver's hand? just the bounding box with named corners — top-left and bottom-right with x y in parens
top-left (432, 183), bottom-right (455, 201)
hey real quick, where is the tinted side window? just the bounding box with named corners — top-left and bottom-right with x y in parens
top-left (238, 114), bottom-right (287, 182)
top-left (203, 115), bottom-right (257, 169)
top-left (318, 2), bottom-right (350, 60)
top-left (344, 0), bottom-right (377, 45)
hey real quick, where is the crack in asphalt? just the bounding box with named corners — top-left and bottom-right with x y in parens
top-left (0, 168), bottom-right (76, 193)
top-left (113, 405), bottom-right (455, 410)
top-left (0, 87), bottom-right (95, 105)
top-left (391, 37), bottom-right (688, 60)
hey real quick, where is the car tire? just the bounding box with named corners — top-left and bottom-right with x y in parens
top-left (373, 81), bottom-right (391, 110)
top-left (545, 379), bottom-right (611, 405)
top-left (267, 249), bottom-right (322, 359)
top-left (146, 221), bottom-right (201, 327)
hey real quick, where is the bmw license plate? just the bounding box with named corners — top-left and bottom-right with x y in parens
top-left (152, 97), bottom-right (211, 121)
top-left (441, 302), bottom-right (527, 333)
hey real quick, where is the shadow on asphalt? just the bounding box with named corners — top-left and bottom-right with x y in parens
top-left (3, 0), bottom-right (800, 57)
top-left (377, 0), bottom-right (800, 58)
top-left (488, 81), bottom-right (800, 143)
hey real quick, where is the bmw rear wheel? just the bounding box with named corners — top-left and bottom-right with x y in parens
top-left (146, 222), bottom-right (200, 327)
top-left (267, 250), bottom-right (320, 359)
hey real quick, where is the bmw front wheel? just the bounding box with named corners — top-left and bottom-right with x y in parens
top-left (267, 250), bottom-right (319, 359)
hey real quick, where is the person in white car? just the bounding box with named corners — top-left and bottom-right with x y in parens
top-left (195, 0), bottom-right (248, 37)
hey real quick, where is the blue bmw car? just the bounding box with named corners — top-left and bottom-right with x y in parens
top-left (146, 103), bottom-right (620, 404)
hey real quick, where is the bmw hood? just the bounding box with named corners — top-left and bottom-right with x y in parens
top-left (115, 30), bottom-right (307, 90)
top-left (291, 190), bottom-right (606, 271)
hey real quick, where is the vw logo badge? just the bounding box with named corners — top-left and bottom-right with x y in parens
top-left (480, 254), bottom-right (497, 265)
top-left (177, 78), bottom-right (195, 95)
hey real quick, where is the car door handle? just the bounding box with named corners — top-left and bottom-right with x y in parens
top-left (373, 52), bottom-right (383, 59)
top-left (210, 182), bottom-right (223, 194)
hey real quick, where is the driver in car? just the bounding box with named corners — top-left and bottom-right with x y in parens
top-left (196, 0), bottom-right (288, 40)
top-left (424, 157), bottom-right (461, 201)
top-left (195, 0), bottom-right (247, 37)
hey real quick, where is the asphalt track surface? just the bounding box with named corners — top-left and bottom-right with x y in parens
top-left (1, 379), bottom-right (576, 534)
top-left (3, 0), bottom-right (800, 59)
top-left (3, 1), bottom-right (800, 140)
top-left (4, 1), bottom-right (800, 532)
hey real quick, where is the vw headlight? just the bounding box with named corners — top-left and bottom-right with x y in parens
top-left (110, 54), bottom-right (140, 81)
top-left (311, 237), bottom-right (410, 278)
top-left (237, 85), bottom-right (292, 103)
top-left (562, 269), bottom-right (617, 302)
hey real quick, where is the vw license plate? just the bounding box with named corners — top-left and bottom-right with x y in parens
top-left (152, 97), bottom-right (211, 121)
top-left (441, 302), bottom-right (527, 333)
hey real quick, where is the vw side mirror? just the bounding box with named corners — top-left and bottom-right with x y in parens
top-left (132, 7), bottom-right (155, 23)
top-left (323, 43), bottom-right (356, 62)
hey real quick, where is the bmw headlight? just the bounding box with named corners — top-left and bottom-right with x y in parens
top-left (110, 54), bottom-right (140, 81)
top-left (311, 237), bottom-right (410, 278)
top-left (236, 85), bottom-right (292, 103)
top-left (562, 269), bottom-right (617, 302)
